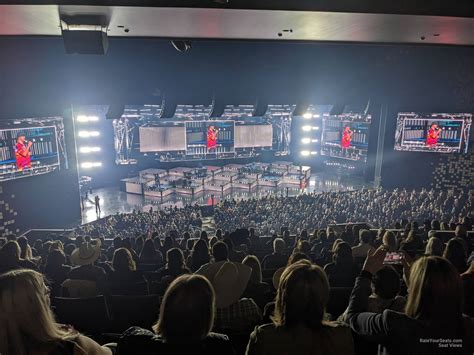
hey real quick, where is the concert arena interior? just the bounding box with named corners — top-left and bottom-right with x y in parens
top-left (0, 1), bottom-right (473, 355)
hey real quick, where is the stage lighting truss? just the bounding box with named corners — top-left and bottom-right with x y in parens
top-left (113, 118), bottom-right (136, 164)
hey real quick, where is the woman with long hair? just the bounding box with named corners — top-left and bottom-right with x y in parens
top-left (139, 239), bottom-right (163, 265)
top-left (324, 241), bottom-right (356, 287)
top-left (0, 269), bottom-right (112, 355)
top-left (443, 238), bottom-right (468, 273)
top-left (187, 239), bottom-right (211, 272)
top-left (347, 249), bottom-right (474, 355)
top-left (246, 260), bottom-right (354, 354)
top-left (117, 274), bottom-right (233, 354)
top-left (109, 248), bottom-right (145, 293)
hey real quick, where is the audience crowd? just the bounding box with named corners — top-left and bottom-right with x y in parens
top-left (0, 187), bottom-right (473, 355)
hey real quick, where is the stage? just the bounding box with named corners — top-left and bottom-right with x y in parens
top-left (81, 171), bottom-right (372, 224)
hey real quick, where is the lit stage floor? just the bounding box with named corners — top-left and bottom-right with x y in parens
top-left (81, 172), bottom-right (372, 224)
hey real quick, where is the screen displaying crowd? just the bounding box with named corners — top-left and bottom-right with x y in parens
top-left (0, 188), bottom-right (473, 355)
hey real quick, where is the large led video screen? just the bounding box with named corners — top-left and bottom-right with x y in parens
top-left (186, 121), bottom-right (235, 155)
top-left (394, 113), bottom-right (472, 153)
top-left (0, 118), bottom-right (67, 182)
top-left (321, 114), bottom-right (371, 162)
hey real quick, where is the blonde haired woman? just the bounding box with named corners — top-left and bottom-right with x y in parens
top-left (0, 269), bottom-right (112, 355)
top-left (347, 249), bottom-right (474, 355)
top-left (246, 260), bottom-right (355, 355)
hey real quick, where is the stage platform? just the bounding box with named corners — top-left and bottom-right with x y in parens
top-left (82, 171), bottom-right (372, 224)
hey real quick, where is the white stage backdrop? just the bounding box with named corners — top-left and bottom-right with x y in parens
top-left (235, 124), bottom-right (273, 148)
top-left (139, 126), bottom-right (186, 152)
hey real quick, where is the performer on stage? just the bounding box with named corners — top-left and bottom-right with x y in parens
top-left (207, 125), bottom-right (218, 150)
top-left (15, 135), bottom-right (33, 171)
top-left (341, 126), bottom-right (353, 149)
top-left (426, 123), bottom-right (442, 147)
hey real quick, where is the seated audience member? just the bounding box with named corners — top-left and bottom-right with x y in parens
top-left (382, 231), bottom-right (398, 252)
top-left (17, 236), bottom-right (34, 261)
top-left (424, 236), bottom-right (444, 256)
top-left (43, 249), bottom-right (72, 297)
top-left (121, 238), bottom-right (140, 264)
top-left (248, 228), bottom-right (262, 253)
top-left (262, 238), bottom-right (288, 270)
top-left (352, 229), bottom-right (375, 258)
top-left (0, 269), bottom-right (112, 355)
top-left (461, 261), bottom-right (474, 317)
top-left (212, 241), bottom-right (229, 263)
top-left (246, 260), bottom-right (355, 355)
top-left (324, 242), bottom-right (357, 287)
top-left (223, 238), bottom-right (246, 263)
top-left (65, 242), bottom-right (107, 296)
top-left (117, 274), bottom-right (234, 355)
top-left (134, 236), bottom-right (144, 255)
top-left (198, 261), bottom-right (262, 333)
top-left (339, 265), bottom-right (405, 322)
top-left (161, 236), bottom-right (174, 257)
top-left (109, 248), bottom-right (145, 289)
top-left (187, 239), bottom-right (211, 272)
top-left (0, 240), bottom-right (37, 273)
top-left (156, 248), bottom-right (190, 281)
top-left (139, 239), bottom-right (164, 265)
top-left (400, 229), bottom-right (425, 258)
top-left (454, 225), bottom-right (471, 253)
top-left (443, 238), bottom-right (468, 273)
top-left (347, 250), bottom-right (474, 355)
top-left (242, 255), bottom-right (272, 310)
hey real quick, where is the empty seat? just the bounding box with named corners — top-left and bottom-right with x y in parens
top-left (108, 294), bottom-right (161, 333)
top-left (52, 296), bottom-right (110, 335)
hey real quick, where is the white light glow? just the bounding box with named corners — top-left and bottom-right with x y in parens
top-left (310, 151), bottom-right (318, 155)
top-left (312, 126), bottom-right (320, 130)
top-left (301, 138), bottom-right (311, 144)
top-left (313, 114), bottom-right (321, 118)
top-left (81, 162), bottom-right (102, 168)
top-left (312, 139), bottom-right (319, 143)
top-left (302, 125), bottom-right (311, 131)
top-left (78, 131), bottom-right (100, 138)
top-left (77, 115), bottom-right (99, 123)
top-left (300, 150), bottom-right (310, 156)
top-left (303, 113), bottom-right (312, 119)
top-left (79, 146), bottom-right (101, 153)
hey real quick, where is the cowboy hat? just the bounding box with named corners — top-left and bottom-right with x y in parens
top-left (71, 242), bottom-right (101, 266)
top-left (196, 261), bottom-right (251, 308)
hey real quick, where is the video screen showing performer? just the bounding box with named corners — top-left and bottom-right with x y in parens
top-left (341, 126), bottom-right (353, 149)
top-left (394, 113), bottom-right (472, 153)
top-left (426, 123), bottom-right (442, 147)
top-left (15, 135), bottom-right (33, 171)
top-left (0, 118), bottom-right (66, 182)
top-left (207, 125), bottom-right (218, 150)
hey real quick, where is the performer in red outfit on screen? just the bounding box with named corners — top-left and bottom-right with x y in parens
top-left (207, 125), bottom-right (218, 150)
top-left (15, 135), bottom-right (32, 171)
top-left (426, 123), bottom-right (442, 147)
top-left (341, 126), bottom-right (353, 149)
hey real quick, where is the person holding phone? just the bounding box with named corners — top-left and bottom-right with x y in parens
top-left (346, 248), bottom-right (474, 355)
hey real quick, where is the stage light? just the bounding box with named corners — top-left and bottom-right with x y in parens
top-left (300, 150), bottom-right (310, 156)
top-left (77, 115), bottom-right (99, 122)
top-left (81, 162), bottom-right (102, 168)
top-left (78, 130), bottom-right (100, 138)
top-left (312, 126), bottom-right (320, 130)
top-left (302, 125), bottom-right (311, 131)
top-left (313, 114), bottom-right (321, 118)
top-left (303, 113), bottom-right (312, 119)
top-left (310, 151), bottom-right (318, 155)
top-left (79, 146), bottom-right (101, 153)
top-left (301, 138), bottom-right (311, 144)
top-left (312, 139), bottom-right (319, 143)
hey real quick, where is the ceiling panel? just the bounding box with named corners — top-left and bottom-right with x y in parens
top-left (0, 5), bottom-right (472, 45)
